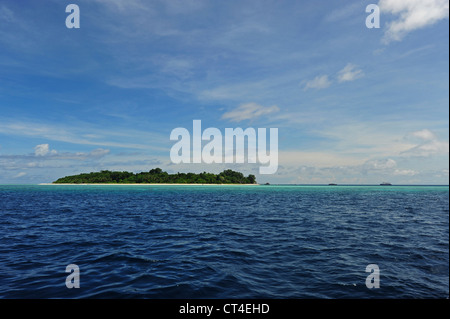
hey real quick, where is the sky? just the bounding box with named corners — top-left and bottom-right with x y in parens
top-left (0, 0), bottom-right (448, 184)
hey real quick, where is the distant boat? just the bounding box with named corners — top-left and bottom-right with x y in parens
top-left (380, 182), bottom-right (392, 186)
top-left (328, 183), bottom-right (338, 186)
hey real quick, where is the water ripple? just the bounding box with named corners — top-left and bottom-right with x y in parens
top-left (0, 185), bottom-right (448, 298)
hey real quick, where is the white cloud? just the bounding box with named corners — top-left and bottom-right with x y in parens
top-left (409, 128), bottom-right (436, 140)
top-left (411, 139), bottom-right (449, 155)
top-left (88, 148), bottom-right (110, 157)
top-left (324, 2), bottom-right (362, 23)
top-left (34, 144), bottom-right (49, 156)
top-left (32, 144), bottom-right (109, 159)
top-left (92, 0), bottom-right (150, 14)
top-left (0, 5), bottom-right (14, 22)
top-left (279, 150), bottom-right (366, 168)
top-left (303, 64), bottom-right (364, 90)
top-left (393, 169), bottom-right (418, 176)
top-left (0, 145), bottom-right (115, 183)
top-left (34, 144), bottom-right (57, 156)
top-left (160, 57), bottom-right (193, 79)
top-left (337, 63), bottom-right (364, 82)
top-left (0, 120), bottom-right (168, 152)
top-left (379, 0), bottom-right (450, 43)
top-left (303, 75), bottom-right (332, 90)
top-left (314, 121), bottom-right (415, 157)
top-left (364, 158), bottom-right (397, 170)
top-left (403, 129), bottom-right (449, 156)
top-left (198, 75), bottom-right (290, 102)
top-left (162, 0), bottom-right (206, 15)
top-left (221, 102), bottom-right (280, 122)
top-left (275, 155), bottom-right (429, 184)
top-left (14, 172), bottom-right (27, 178)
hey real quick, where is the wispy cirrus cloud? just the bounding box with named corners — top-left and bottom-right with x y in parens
top-left (337, 63), bottom-right (364, 83)
top-left (303, 63), bottom-right (364, 90)
top-left (303, 75), bottom-right (332, 90)
top-left (14, 172), bottom-right (27, 178)
top-left (0, 144), bottom-right (114, 183)
top-left (221, 102), bottom-right (280, 122)
top-left (0, 4), bottom-right (14, 22)
top-left (402, 129), bottom-right (449, 156)
top-left (379, 0), bottom-right (449, 43)
top-left (0, 1), bottom-right (447, 185)
top-left (1, 144), bottom-right (110, 162)
top-left (0, 120), bottom-right (168, 152)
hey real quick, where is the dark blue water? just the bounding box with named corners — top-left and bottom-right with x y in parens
top-left (0, 185), bottom-right (448, 298)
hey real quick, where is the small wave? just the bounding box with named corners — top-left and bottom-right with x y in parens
top-left (92, 252), bottom-right (163, 265)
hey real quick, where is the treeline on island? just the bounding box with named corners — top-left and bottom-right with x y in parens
top-left (53, 168), bottom-right (257, 184)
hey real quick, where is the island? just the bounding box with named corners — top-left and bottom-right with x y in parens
top-left (53, 168), bottom-right (257, 185)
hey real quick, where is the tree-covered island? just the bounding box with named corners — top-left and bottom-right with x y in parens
top-left (53, 168), bottom-right (257, 184)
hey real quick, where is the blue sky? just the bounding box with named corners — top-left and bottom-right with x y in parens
top-left (0, 0), bottom-right (448, 184)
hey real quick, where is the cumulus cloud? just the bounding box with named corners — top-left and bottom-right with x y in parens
top-left (409, 128), bottom-right (436, 140)
top-left (337, 63), bottom-right (364, 82)
top-left (303, 75), bottom-right (332, 90)
top-left (379, 0), bottom-right (449, 43)
top-left (364, 158), bottom-right (397, 170)
top-left (34, 144), bottom-right (57, 156)
top-left (221, 102), bottom-right (280, 122)
top-left (393, 169), bottom-right (417, 176)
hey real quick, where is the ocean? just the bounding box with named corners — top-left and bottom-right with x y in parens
top-left (0, 184), bottom-right (448, 299)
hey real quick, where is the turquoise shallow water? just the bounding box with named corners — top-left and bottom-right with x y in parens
top-left (0, 184), bottom-right (448, 298)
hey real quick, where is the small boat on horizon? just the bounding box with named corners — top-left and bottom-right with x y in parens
top-left (380, 182), bottom-right (392, 186)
